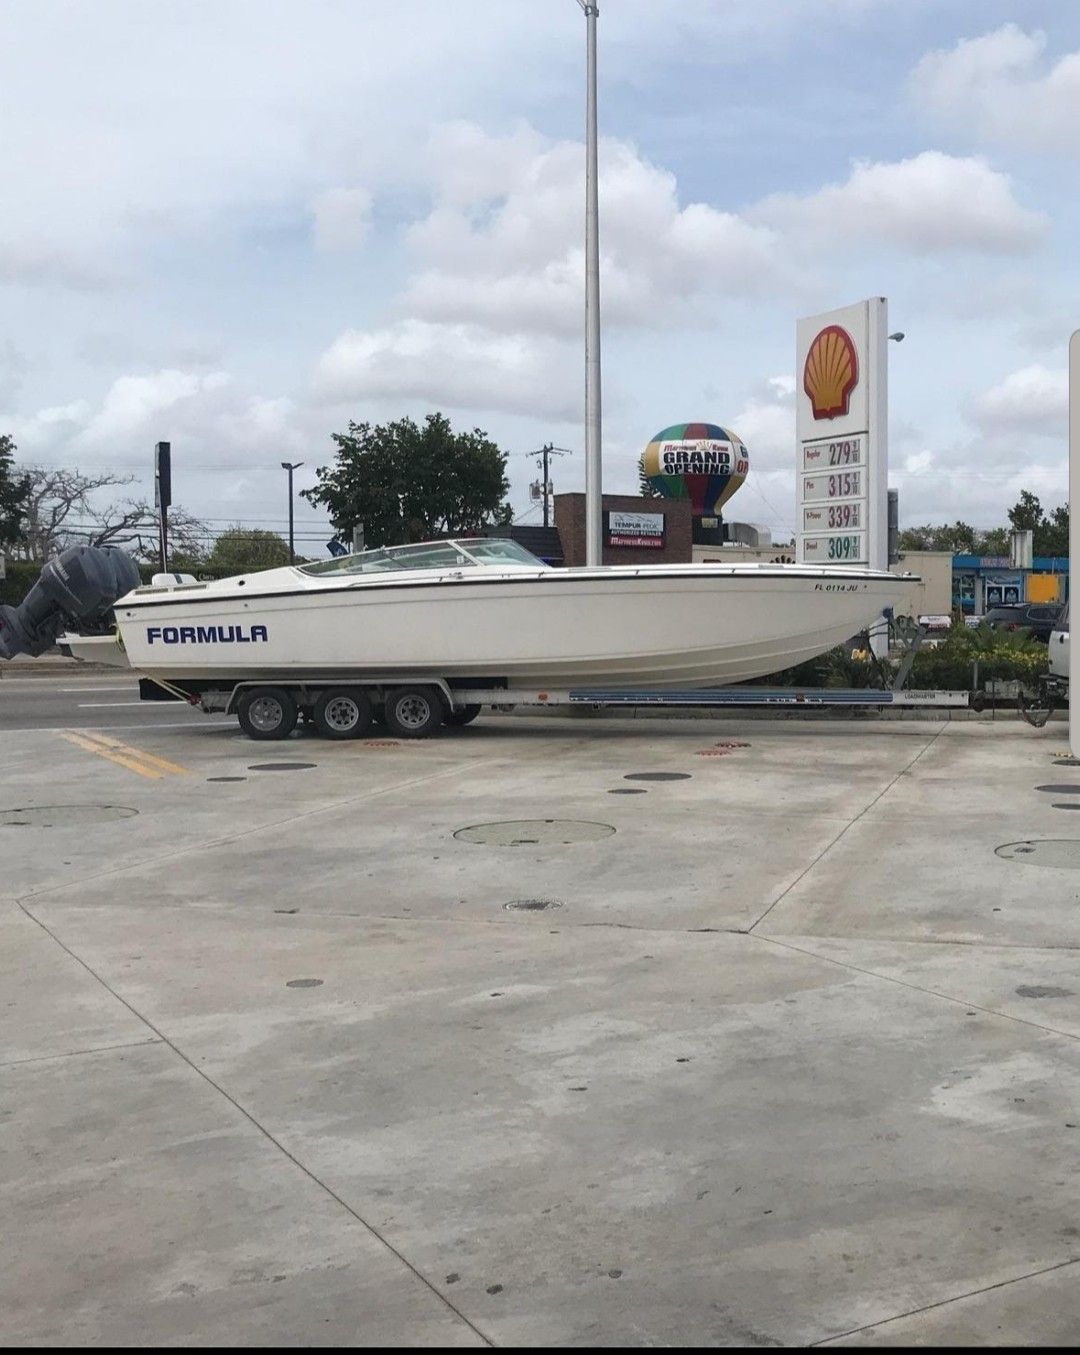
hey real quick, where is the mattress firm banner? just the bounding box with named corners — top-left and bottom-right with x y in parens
top-left (605, 510), bottom-right (665, 548)
top-left (795, 298), bottom-right (888, 571)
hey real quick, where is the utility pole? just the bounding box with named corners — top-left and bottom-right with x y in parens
top-left (576, 0), bottom-right (602, 565)
top-left (532, 444), bottom-right (573, 528)
top-left (281, 461), bottom-right (303, 564)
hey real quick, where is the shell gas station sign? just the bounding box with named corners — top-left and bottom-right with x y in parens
top-left (796, 299), bottom-right (888, 574)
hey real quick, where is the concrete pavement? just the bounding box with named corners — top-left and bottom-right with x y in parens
top-left (1, 701), bottom-right (1079, 1344)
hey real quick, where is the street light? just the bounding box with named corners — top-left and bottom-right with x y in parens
top-left (281, 461), bottom-right (303, 564)
top-left (576, 0), bottom-right (602, 566)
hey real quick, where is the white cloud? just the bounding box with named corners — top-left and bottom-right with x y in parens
top-left (313, 319), bottom-right (580, 421)
top-left (402, 126), bottom-right (783, 338)
top-left (969, 363), bottom-right (1067, 438)
top-left (911, 25), bottom-right (1080, 150)
top-left (755, 151), bottom-right (1043, 256)
top-left (0, 239), bottom-right (116, 291)
top-left (310, 187), bottom-right (372, 252)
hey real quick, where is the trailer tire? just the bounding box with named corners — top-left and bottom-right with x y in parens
top-left (445, 703), bottom-right (482, 727)
top-left (237, 687), bottom-right (298, 741)
top-left (313, 687), bottom-right (373, 740)
top-left (383, 685), bottom-right (445, 739)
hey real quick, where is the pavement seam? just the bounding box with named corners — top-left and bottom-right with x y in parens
top-left (16, 758), bottom-right (499, 903)
top-left (749, 932), bottom-right (1080, 1044)
top-left (15, 899), bottom-right (496, 1347)
top-left (809, 1253), bottom-right (1080, 1345)
top-left (745, 723), bottom-right (949, 934)
top-left (0, 1037), bottom-right (162, 1069)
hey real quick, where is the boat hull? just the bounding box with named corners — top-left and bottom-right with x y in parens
top-left (110, 569), bottom-right (910, 690)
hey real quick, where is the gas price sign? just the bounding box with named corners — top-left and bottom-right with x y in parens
top-left (801, 532), bottom-right (866, 564)
top-left (801, 468), bottom-right (862, 502)
top-left (802, 501), bottom-right (862, 532)
top-left (796, 299), bottom-right (888, 575)
top-left (801, 435), bottom-right (864, 471)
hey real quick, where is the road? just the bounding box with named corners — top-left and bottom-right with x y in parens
top-left (0, 673), bottom-right (217, 732)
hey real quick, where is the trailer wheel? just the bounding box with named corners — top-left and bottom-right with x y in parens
top-left (313, 687), bottom-right (373, 740)
top-left (383, 685), bottom-right (445, 738)
top-left (445, 703), bottom-right (482, 727)
top-left (237, 686), bottom-right (298, 741)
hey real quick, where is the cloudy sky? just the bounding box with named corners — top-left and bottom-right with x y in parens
top-left (1, 0), bottom-right (1077, 551)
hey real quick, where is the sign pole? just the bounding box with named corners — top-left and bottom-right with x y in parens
top-left (154, 441), bottom-right (171, 574)
top-left (1070, 332), bottom-right (1079, 759)
top-left (578, 0), bottom-right (602, 567)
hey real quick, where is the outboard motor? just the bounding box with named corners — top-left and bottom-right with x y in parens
top-left (0, 545), bottom-right (141, 659)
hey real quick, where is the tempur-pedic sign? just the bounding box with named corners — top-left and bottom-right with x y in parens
top-left (796, 299), bottom-right (887, 569)
top-left (605, 510), bottom-right (665, 548)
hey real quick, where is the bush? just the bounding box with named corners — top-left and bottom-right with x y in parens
top-left (750, 621), bottom-right (1046, 692)
top-left (907, 622), bottom-right (1045, 690)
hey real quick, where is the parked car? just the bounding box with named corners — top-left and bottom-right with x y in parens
top-left (983, 602), bottom-right (1062, 643)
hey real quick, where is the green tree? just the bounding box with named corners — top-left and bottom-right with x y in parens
top-left (0, 434), bottom-right (31, 550)
top-left (1007, 491), bottom-right (1068, 557)
top-left (207, 526), bottom-right (291, 571)
top-left (898, 521), bottom-right (981, 553)
top-left (302, 412), bottom-right (512, 548)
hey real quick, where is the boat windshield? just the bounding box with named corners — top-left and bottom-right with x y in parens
top-left (299, 537), bottom-right (547, 577)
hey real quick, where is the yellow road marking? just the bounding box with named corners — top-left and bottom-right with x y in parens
top-left (61, 732), bottom-right (163, 779)
top-left (59, 730), bottom-right (189, 780)
top-left (78, 730), bottom-right (189, 777)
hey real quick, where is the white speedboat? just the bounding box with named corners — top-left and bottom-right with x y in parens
top-left (65, 537), bottom-right (913, 689)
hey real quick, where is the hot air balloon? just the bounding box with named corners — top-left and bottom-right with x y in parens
top-left (640, 423), bottom-right (749, 520)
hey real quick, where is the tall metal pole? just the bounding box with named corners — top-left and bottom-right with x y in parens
top-left (579, 1), bottom-right (602, 566)
top-left (281, 460), bottom-right (303, 565)
top-left (542, 443), bottom-right (552, 528)
top-left (1070, 331), bottom-right (1079, 759)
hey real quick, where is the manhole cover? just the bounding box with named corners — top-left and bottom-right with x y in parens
top-left (1055, 803), bottom-right (1080, 810)
top-left (997, 840), bottom-right (1080, 869)
top-left (609, 788), bottom-right (647, 794)
top-left (624, 772), bottom-right (692, 782)
top-left (504, 898), bottom-right (563, 911)
top-left (286, 978), bottom-right (323, 988)
top-left (1016, 985), bottom-right (1074, 998)
top-left (1054, 758), bottom-right (1080, 766)
top-left (1036, 785), bottom-right (1080, 794)
top-left (0, 804), bottom-right (138, 828)
top-left (454, 819), bottom-right (616, 846)
top-left (207, 776), bottom-right (247, 783)
top-left (248, 763), bottom-right (317, 772)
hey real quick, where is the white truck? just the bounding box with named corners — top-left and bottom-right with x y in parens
top-left (1050, 602), bottom-right (1069, 680)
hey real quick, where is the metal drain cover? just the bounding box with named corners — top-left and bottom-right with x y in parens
top-left (1036, 785), bottom-right (1080, 794)
top-left (504, 898), bottom-right (563, 911)
top-left (624, 772), bottom-right (691, 782)
top-left (248, 762), bottom-right (317, 772)
top-left (0, 804), bottom-right (138, 828)
top-left (454, 819), bottom-right (616, 846)
top-left (609, 788), bottom-right (647, 795)
top-left (1016, 985), bottom-right (1074, 998)
top-left (997, 840), bottom-right (1080, 869)
top-left (207, 776), bottom-right (247, 783)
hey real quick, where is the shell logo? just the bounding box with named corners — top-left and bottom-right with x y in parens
top-left (803, 324), bottom-right (858, 420)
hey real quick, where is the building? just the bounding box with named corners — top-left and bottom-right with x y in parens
top-left (952, 553), bottom-right (1068, 614)
top-left (553, 493), bottom-right (693, 567)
